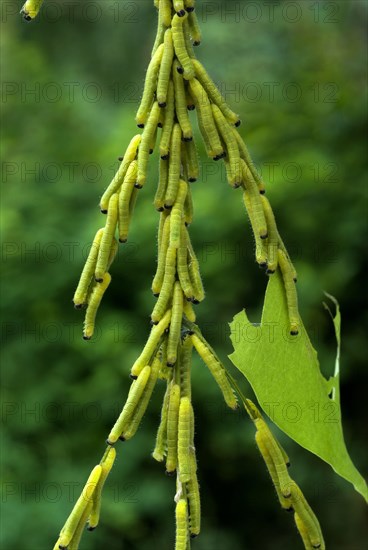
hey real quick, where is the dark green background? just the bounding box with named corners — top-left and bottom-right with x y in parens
top-left (1, 1), bottom-right (367, 548)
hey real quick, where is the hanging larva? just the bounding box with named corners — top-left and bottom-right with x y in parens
top-left (152, 380), bottom-right (171, 462)
top-left (152, 1), bottom-right (166, 57)
top-left (191, 334), bottom-right (238, 409)
top-left (183, 18), bottom-right (196, 60)
top-left (173, 0), bottom-right (186, 17)
top-left (136, 101), bottom-right (161, 189)
top-left (157, 29), bottom-right (174, 107)
top-left (160, 80), bottom-right (175, 159)
top-left (165, 123), bottom-right (182, 207)
top-left (166, 383), bottom-right (181, 475)
top-left (177, 225), bottom-right (195, 301)
top-left (20, 0), bottom-right (44, 21)
top-left (136, 43), bottom-right (164, 128)
top-left (170, 179), bottom-right (188, 248)
top-left (178, 396), bottom-right (192, 482)
top-left (83, 273), bottom-right (111, 340)
top-left (167, 282), bottom-right (184, 366)
top-left (260, 195), bottom-right (279, 273)
top-left (175, 499), bottom-right (189, 550)
top-left (95, 194), bottom-right (119, 282)
top-left (289, 482), bottom-right (325, 549)
top-left (232, 128), bottom-right (265, 192)
top-left (184, 139), bottom-right (199, 182)
top-left (172, 13), bottom-right (195, 80)
top-left (294, 513), bottom-right (315, 550)
top-left (277, 248), bottom-right (300, 336)
top-left (155, 157), bottom-right (169, 211)
top-left (211, 104), bottom-right (242, 187)
top-left (173, 60), bottom-right (193, 141)
top-left (183, 298), bottom-right (196, 322)
top-left (160, 0), bottom-right (173, 28)
top-left (185, 85), bottom-right (196, 111)
top-left (67, 500), bottom-right (93, 550)
top-left (130, 309), bottom-right (172, 378)
top-left (118, 160), bottom-right (138, 243)
top-left (88, 447), bottom-right (117, 530)
top-left (192, 59), bottom-right (240, 126)
top-left (241, 160), bottom-right (268, 239)
top-left (187, 452), bottom-right (201, 538)
top-left (186, 231), bottom-right (205, 303)
top-left (100, 134), bottom-right (141, 213)
top-left (184, 185), bottom-right (193, 225)
top-left (57, 465), bottom-right (102, 549)
top-left (184, 0), bottom-right (195, 12)
top-left (151, 246), bottom-right (177, 324)
top-left (188, 11), bottom-right (201, 45)
top-left (152, 214), bottom-right (171, 296)
top-left (243, 190), bottom-right (268, 267)
top-left (107, 366), bottom-right (151, 444)
top-left (73, 228), bottom-right (104, 308)
top-left (179, 336), bottom-right (193, 398)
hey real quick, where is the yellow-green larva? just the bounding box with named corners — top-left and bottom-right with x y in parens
top-left (192, 59), bottom-right (240, 126)
top-left (152, 214), bottom-right (171, 296)
top-left (294, 513), bottom-right (315, 550)
top-left (88, 446), bottom-right (116, 530)
top-left (170, 179), bottom-right (188, 248)
top-left (243, 190), bottom-right (268, 267)
top-left (172, 13), bottom-right (195, 80)
top-left (137, 101), bottom-right (161, 188)
top-left (67, 500), bottom-right (93, 550)
top-left (157, 29), bottom-right (174, 107)
top-left (107, 366), bottom-right (151, 444)
top-left (166, 383), bottom-right (181, 474)
top-left (289, 482), bottom-right (325, 549)
top-left (130, 309), bottom-right (172, 378)
top-left (165, 123), bottom-right (182, 207)
top-left (241, 160), bottom-right (268, 239)
top-left (184, 184), bottom-right (193, 225)
top-left (118, 160), bottom-right (138, 243)
top-left (179, 336), bottom-right (193, 398)
top-left (184, 0), bottom-right (195, 12)
top-left (154, 157), bottom-right (169, 211)
top-left (178, 396), bottom-right (191, 482)
top-left (136, 43), bottom-right (164, 128)
top-left (183, 298), bottom-right (196, 322)
top-left (160, 0), bottom-right (173, 28)
top-left (183, 18), bottom-right (196, 60)
top-left (152, 380), bottom-right (171, 462)
top-left (73, 228), bottom-right (104, 308)
top-left (188, 78), bottom-right (224, 159)
top-left (173, 0), bottom-right (186, 17)
top-left (188, 11), bottom-right (201, 45)
top-left (152, 3), bottom-right (166, 57)
top-left (83, 273), bottom-right (111, 340)
top-left (187, 451), bottom-right (201, 537)
top-left (186, 232), bottom-right (205, 302)
top-left (58, 465), bottom-right (102, 549)
top-left (185, 85), bottom-right (196, 111)
top-left (167, 282), bottom-right (184, 366)
top-left (100, 135), bottom-right (141, 212)
top-left (261, 195), bottom-right (279, 273)
top-left (233, 128), bottom-right (265, 192)
top-left (175, 499), bottom-right (188, 550)
top-left (95, 194), bottom-right (118, 282)
top-left (211, 104), bottom-right (242, 187)
top-left (278, 235), bottom-right (297, 282)
top-left (184, 139), bottom-right (199, 182)
top-left (151, 246), bottom-right (177, 324)
top-left (173, 60), bottom-right (193, 141)
top-left (160, 80), bottom-right (175, 159)
top-left (191, 334), bottom-right (238, 409)
top-left (20, 0), bottom-right (44, 21)
top-left (177, 225), bottom-right (194, 301)
top-left (278, 248), bottom-right (300, 336)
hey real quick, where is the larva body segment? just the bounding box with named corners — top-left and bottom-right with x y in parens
top-left (88, 447), bottom-right (116, 530)
top-left (58, 465), bottom-right (102, 549)
top-left (137, 101), bottom-right (161, 188)
top-left (172, 13), bottom-right (195, 80)
top-left (166, 383), bottom-right (181, 474)
top-left (243, 191), bottom-right (268, 266)
top-left (260, 195), bottom-right (279, 273)
top-left (130, 309), bottom-right (172, 377)
top-left (118, 160), bottom-right (138, 243)
top-left (136, 43), bottom-right (164, 128)
top-left (157, 29), bottom-right (174, 107)
top-left (290, 482), bottom-right (325, 549)
top-left (165, 123), bottom-right (182, 207)
top-left (160, 80), bottom-right (175, 159)
top-left (167, 282), bottom-right (184, 366)
top-left (151, 247), bottom-right (177, 324)
top-left (170, 179), bottom-right (188, 248)
top-left (178, 396), bottom-right (191, 482)
top-left (83, 273), bottom-right (111, 340)
top-left (107, 366), bottom-right (151, 444)
top-left (155, 157), bottom-right (169, 211)
top-left (278, 248), bottom-right (300, 335)
top-left (152, 380), bottom-right (171, 462)
top-left (177, 225), bottom-right (194, 301)
top-left (192, 59), bottom-right (240, 126)
top-left (95, 194), bottom-right (119, 281)
top-left (73, 228), bottom-right (104, 308)
top-left (173, 60), bottom-right (193, 140)
top-left (152, 214), bottom-right (171, 296)
top-left (211, 104), bottom-right (242, 187)
top-left (191, 334), bottom-right (238, 409)
top-left (21, 0), bottom-right (44, 21)
top-left (100, 135), bottom-right (141, 212)
top-left (175, 499), bottom-right (189, 550)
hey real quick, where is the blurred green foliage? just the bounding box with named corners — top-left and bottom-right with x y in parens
top-left (1, 1), bottom-right (367, 549)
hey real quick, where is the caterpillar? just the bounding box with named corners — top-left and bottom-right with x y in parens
top-left (165, 123), bottom-right (182, 207)
top-left (187, 451), bottom-right (201, 538)
top-left (73, 228), bottom-right (104, 308)
top-left (185, 86), bottom-right (196, 111)
top-left (170, 179), bottom-right (188, 248)
top-left (188, 11), bottom-right (201, 46)
top-left (107, 366), bottom-right (151, 444)
top-left (186, 231), bottom-right (205, 303)
top-left (278, 235), bottom-right (297, 282)
top-left (184, 0), bottom-right (195, 12)
top-left (157, 29), bottom-right (174, 107)
top-left (154, 157), bottom-right (169, 211)
top-left (177, 225), bottom-right (195, 301)
top-left (211, 104), bottom-right (242, 187)
top-left (136, 43), bottom-right (164, 128)
top-left (107, 238), bottom-right (118, 271)
top-left (178, 396), bottom-right (192, 482)
top-left (152, 2), bottom-right (166, 57)
top-left (277, 248), bottom-right (300, 335)
top-left (173, 60), bottom-right (193, 141)
top-left (100, 134), bottom-right (141, 213)
top-left (57, 465), bottom-right (102, 549)
top-left (173, 0), bottom-right (186, 17)
top-left (184, 138), bottom-right (199, 182)
top-left (191, 334), bottom-right (238, 409)
top-left (137, 101), bottom-right (161, 188)
top-left (243, 191), bottom-right (268, 266)
top-left (183, 297), bottom-right (196, 322)
top-left (172, 13), bottom-right (195, 80)
top-left (183, 18), bottom-right (196, 60)
top-left (160, 80), bottom-right (175, 159)
top-left (232, 129), bottom-right (265, 192)
top-left (67, 500), bottom-right (93, 550)
top-left (83, 273), bottom-right (111, 340)
top-left (167, 282), bottom-right (184, 366)
top-left (95, 194), bottom-right (119, 282)
top-left (160, 0), bottom-right (173, 28)
top-left (88, 447), bottom-right (117, 530)
top-left (241, 160), bottom-right (268, 239)
top-left (184, 184), bottom-right (193, 225)
top-left (166, 383), bottom-right (181, 474)
top-left (192, 59), bottom-right (240, 126)
top-left (152, 214), bottom-right (171, 296)
top-left (130, 309), bottom-right (172, 378)
top-left (20, 0), bottom-right (44, 21)
top-left (151, 246), bottom-right (177, 324)
top-left (260, 195), bottom-right (279, 273)
top-left (289, 482), bottom-right (325, 549)
top-left (152, 380), bottom-right (171, 462)
top-left (179, 336), bottom-right (193, 398)
top-left (175, 499), bottom-right (189, 550)
top-left (118, 160), bottom-right (138, 243)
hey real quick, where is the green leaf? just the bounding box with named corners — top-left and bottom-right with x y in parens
top-left (228, 271), bottom-right (367, 501)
